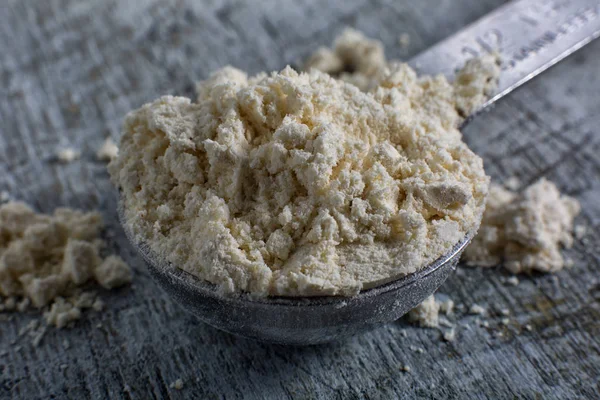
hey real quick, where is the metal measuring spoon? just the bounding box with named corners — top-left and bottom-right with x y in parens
top-left (119, 0), bottom-right (600, 345)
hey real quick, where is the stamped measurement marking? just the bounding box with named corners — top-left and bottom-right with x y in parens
top-left (409, 0), bottom-right (600, 113)
top-left (459, 3), bottom-right (599, 68)
top-left (506, 4), bottom-right (599, 69)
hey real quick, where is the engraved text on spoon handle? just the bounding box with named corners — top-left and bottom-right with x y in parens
top-left (408, 0), bottom-right (600, 112)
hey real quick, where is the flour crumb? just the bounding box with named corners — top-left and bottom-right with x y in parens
top-left (477, 319), bottom-right (490, 328)
top-left (504, 176), bottom-right (521, 191)
top-left (463, 179), bottom-right (580, 274)
top-left (398, 33), bottom-right (411, 49)
top-left (170, 379), bottom-right (184, 390)
top-left (408, 295), bottom-right (440, 328)
top-left (505, 276), bottom-right (519, 286)
top-left (500, 318), bottom-right (510, 326)
top-left (44, 297), bottom-right (82, 328)
top-left (57, 148), bottom-right (81, 163)
top-left (0, 201), bottom-right (132, 326)
top-left (499, 308), bottom-right (510, 316)
top-left (574, 224), bottom-right (587, 240)
top-left (401, 365), bottom-right (411, 373)
top-left (96, 137), bottom-right (119, 161)
top-left (469, 304), bottom-right (486, 315)
top-left (443, 327), bottom-right (456, 342)
top-left (94, 255), bottom-right (133, 289)
top-left (439, 299), bottom-right (454, 315)
top-left (524, 324), bottom-right (533, 331)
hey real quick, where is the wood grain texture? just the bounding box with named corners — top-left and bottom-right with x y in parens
top-left (1, 0), bottom-right (599, 398)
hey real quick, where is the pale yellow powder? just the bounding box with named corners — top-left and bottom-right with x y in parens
top-left (304, 28), bottom-right (387, 91)
top-left (97, 137), bottom-right (119, 161)
top-left (111, 35), bottom-right (500, 297)
top-left (0, 201), bottom-right (132, 322)
top-left (56, 148), bottom-right (81, 163)
top-left (462, 179), bottom-right (580, 273)
top-left (407, 295), bottom-right (440, 328)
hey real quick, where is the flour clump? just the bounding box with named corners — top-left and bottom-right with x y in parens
top-left (56, 148), bottom-right (81, 163)
top-left (97, 137), bottom-right (119, 161)
top-left (304, 28), bottom-right (387, 91)
top-left (407, 295), bottom-right (440, 328)
top-left (462, 179), bottom-right (580, 273)
top-left (0, 201), bottom-right (132, 325)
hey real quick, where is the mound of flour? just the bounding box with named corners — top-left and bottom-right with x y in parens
top-left (111, 27), bottom-right (501, 296)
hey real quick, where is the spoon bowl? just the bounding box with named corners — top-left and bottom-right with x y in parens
top-left (119, 203), bottom-right (473, 345)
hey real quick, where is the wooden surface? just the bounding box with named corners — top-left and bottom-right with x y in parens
top-left (1, 0), bottom-right (600, 398)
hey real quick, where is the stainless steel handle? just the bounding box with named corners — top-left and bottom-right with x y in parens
top-left (408, 0), bottom-right (600, 112)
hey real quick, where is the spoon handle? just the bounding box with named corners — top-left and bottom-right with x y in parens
top-left (408, 0), bottom-right (600, 113)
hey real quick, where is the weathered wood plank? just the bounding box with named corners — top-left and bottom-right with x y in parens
top-left (1, 0), bottom-right (599, 399)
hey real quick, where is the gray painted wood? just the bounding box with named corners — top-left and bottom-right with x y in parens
top-left (1, 0), bottom-right (599, 398)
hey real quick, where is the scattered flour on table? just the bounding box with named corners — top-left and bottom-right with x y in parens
top-left (462, 179), bottom-right (580, 274)
top-left (56, 148), bottom-right (81, 163)
top-left (0, 201), bottom-right (132, 327)
top-left (96, 137), bottom-right (119, 161)
top-left (170, 379), bottom-right (184, 390)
